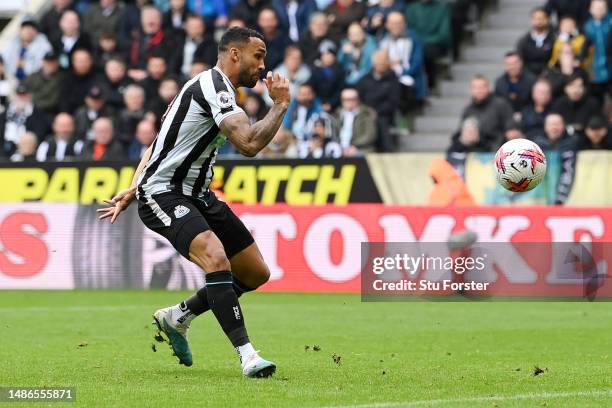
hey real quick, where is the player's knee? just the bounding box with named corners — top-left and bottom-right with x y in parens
top-left (208, 249), bottom-right (231, 271)
top-left (255, 264), bottom-right (271, 287)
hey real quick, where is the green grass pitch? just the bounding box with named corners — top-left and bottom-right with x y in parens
top-left (1, 291), bottom-right (611, 407)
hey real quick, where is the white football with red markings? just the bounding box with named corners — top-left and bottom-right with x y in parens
top-left (494, 138), bottom-right (547, 192)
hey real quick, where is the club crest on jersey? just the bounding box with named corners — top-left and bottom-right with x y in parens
top-left (216, 91), bottom-right (233, 109)
top-left (174, 205), bottom-right (190, 219)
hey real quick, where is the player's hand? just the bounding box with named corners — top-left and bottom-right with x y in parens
top-left (96, 187), bottom-right (136, 224)
top-left (263, 72), bottom-right (290, 107)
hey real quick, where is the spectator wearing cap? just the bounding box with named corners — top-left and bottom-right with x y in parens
top-left (59, 48), bottom-right (98, 114)
top-left (578, 116), bottom-right (612, 150)
top-left (2, 18), bottom-right (52, 81)
top-left (325, 0), bottom-right (366, 43)
top-left (40, 0), bottom-right (75, 44)
top-left (337, 22), bottom-right (377, 85)
top-left (36, 113), bottom-right (83, 161)
top-left (582, 0), bottom-right (612, 103)
top-left (10, 131), bottom-right (38, 162)
top-left (116, 84), bottom-right (146, 147)
top-left (356, 50), bottom-right (401, 152)
top-left (309, 40), bottom-right (345, 112)
top-left (333, 88), bottom-right (377, 155)
top-left (74, 86), bottom-right (115, 140)
top-left (2, 83), bottom-right (50, 156)
top-left (229, 0), bottom-right (270, 31)
top-left (282, 83), bottom-right (322, 142)
top-left (81, 117), bottom-right (126, 160)
top-left (521, 79), bottom-right (553, 140)
top-left (99, 57), bottom-right (134, 111)
top-left (52, 10), bottom-right (93, 70)
top-left (550, 72), bottom-right (601, 136)
top-left (162, 0), bottom-right (188, 35)
top-left (494, 51), bottom-right (537, 114)
top-left (378, 12), bottom-right (427, 108)
top-left (459, 75), bottom-right (513, 150)
top-left (405, 0), bottom-right (452, 89)
top-left (272, 0), bottom-right (317, 42)
top-left (364, 0), bottom-right (405, 38)
top-left (24, 51), bottom-right (62, 115)
top-left (298, 12), bottom-right (332, 65)
top-left (257, 8), bottom-right (290, 72)
top-left (128, 119), bottom-right (157, 160)
top-left (176, 14), bottom-right (217, 79)
top-left (516, 8), bottom-right (555, 76)
top-left (84, 0), bottom-right (126, 44)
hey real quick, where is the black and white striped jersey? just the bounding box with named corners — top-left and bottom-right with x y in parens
top-left (136, 66), bottom-right (244, 202)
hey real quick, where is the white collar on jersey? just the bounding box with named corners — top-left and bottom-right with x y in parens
top-left (213, 66), bottom-right (237, 93)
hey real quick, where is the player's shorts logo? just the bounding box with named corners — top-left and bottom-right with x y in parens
top-left (216, 91), bottom-right (234, 109)
top-left (174, 205), bottom-right (190, 219)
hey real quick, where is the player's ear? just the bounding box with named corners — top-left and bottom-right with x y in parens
top-left (230, 46), bottom-right (240, 63)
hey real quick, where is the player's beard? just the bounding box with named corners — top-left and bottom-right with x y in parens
top-left (239, 65), bottom-right (259, 88)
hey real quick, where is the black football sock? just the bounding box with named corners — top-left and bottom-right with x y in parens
top-left (205, 270), bottom-right (250, 347)
top-left (184, 276), bottom-right (255, 316)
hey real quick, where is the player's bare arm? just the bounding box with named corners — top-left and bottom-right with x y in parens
top-left (220, 72), bottom-right (290, 157)
top-left (97, 142), bottom-right (154, 223)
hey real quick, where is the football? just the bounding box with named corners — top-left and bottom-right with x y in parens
top-left (494, 138), bottom-right (547, 192)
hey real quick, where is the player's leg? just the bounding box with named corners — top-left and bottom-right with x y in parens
top-left (187, 231), bottom-right (276, 377)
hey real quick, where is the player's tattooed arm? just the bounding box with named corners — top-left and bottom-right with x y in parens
top-left (220, 72), bottom-right (290, 157)
top-left (97, 143), bottom-right (155, 223)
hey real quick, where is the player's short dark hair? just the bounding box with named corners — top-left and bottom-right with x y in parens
top-left (218, 27), bottom-right (264, 53)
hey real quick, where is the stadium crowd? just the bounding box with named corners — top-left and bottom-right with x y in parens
top-left (0, 0), bottom-right (485, 162)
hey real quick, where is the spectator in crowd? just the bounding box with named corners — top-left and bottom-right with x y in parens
top-left (128, 119), bottom-right (156, 160)
top-left (550, 72), bottom-right (601, 135)
top-left (74, 86), bottom-right (115, 140)
top-left (448, 117), bottom-right (491, 154)
top-left (405, 0), bottom-right (452, 89)
top-left (52, 10), bottom-right (93, 70)
top-left (243, 93), bottom-right (268, 124)
top-left (545, 0), bottom-right (592, 27)
top-left (84, 0), bottom-right (125, 44)
top-left (325, 0), bottom-right (366, 43)
top-left (364, 0), bottom-right (404, 37)
top-left (460, 75), bottom-right (513, 150)
top-left (187, 0), bottom-right (228, 28)
top-left (257, 8), bottom-right (290, 71)
top-left (544, 43), bottom-right (590, 98)
top-left (378, 12), bottom-right (427, 108)
top-left (549, 15), bottom-right (591, 70)
top-left (494, 51), bottom-right (536, 113)
top-left (25, 51), bottom-right (61, 115)
top-left (521, 79), bottom-right (553, 139)
top-left (272, 0), bottom-right (317, 42)
top-left (163, 0), bottom-right (188, 35)
top-left (333, 88), bottom-right (377, 155)
top-left (2, 18), bottom-right (52, 81)
top-left (81, 117), bottom-right (125, 160)
top-left (337, 22), bottom-right (376, 85)
top-left (283, 83), bottom-right (322, 141)
top-left (273, 46), bottom-right (311, 104)
top-left (189, 57), bottom-right (209, 78)
top-left (302, 113), bottom-right (341, 158)
top-left (578, 115), bottom-right (612, 150)
top-left (147, 76), bottom-right (180, 126)
top-left (10, 131), bottom-right (38, 162)
top-left (516, 7), bottom-right (554, 76)
top-left (99, 57), bottom-right (133, 111)
top-left (92, 32), bottom-right (121, 72)
top-left (116, 84), bottom-right (146, 147)
top-left (40, 0), bottom-right (74, 43)
top-left (356, 50), bottom-right (401, 152)
top-left (176, 14), bottom-right (217, 79)
top-left (59, 48), bottom-right (98, 113)
top-left (582, 0), bottom-right (612, 103)
top-left (36, 112), bottom-right (84, 161)
top-left (503, 120), bottom-right (524, 144)
top-left (298, 12), bottom-right (331, 65)
top-left (534, 113), bottom-right (577, 204)
top-left (125, 6), bottom-right (177, 79)
top-left (139, 54), bottom-right (168, 99)
top-left (0, 57), bottom-right (10, 111)
top-left (309, 40), bottom-right (345, 111)
top-left (230, 0), bottom-right (271, 30)
top-left (2, 83), bottom-right (50, 156)
top-left (259, 127), bottom-right (299, 158)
